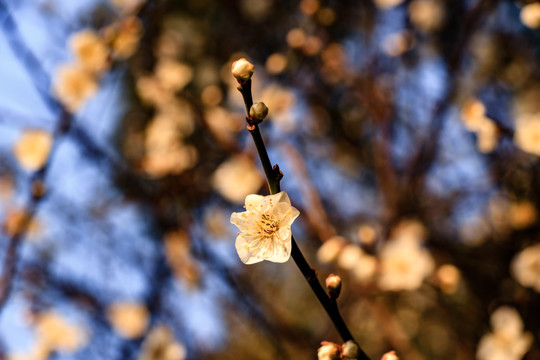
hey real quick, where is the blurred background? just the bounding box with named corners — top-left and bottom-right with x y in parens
top-left (1, 0), bottom-right (540, 359)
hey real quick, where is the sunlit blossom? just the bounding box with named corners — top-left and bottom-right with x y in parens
top-left (509, 201), bottom-right (537, 229)
top-left (107, 302), bottom-right (149, 339)
top-left (461, 99), bottom-right (499, 153)
top-left (142, 143), bottom-right (197, 177)
top-left (200, 85), bottom-right (223, 106)
top-left (382, 31), bottom-right (414, 57)
top-left (212, 155), bottom-right (264, 204)
top-left (53, 63), bottom-right (98, 112)
top-left (13, 130), bottom-right (53, 171)
top-left (204, 106), bottom-right (243, 143)
top-left (477, 306), bottom-right (532, 360)
top-left (461, 99), bottom-right (486, 131)
top-left (136, 75), bottom-right (174, 107)
top-left (260, 83), bottom-right (297, 132)
top-left (286, 28), bottom-right (306, 48)
top-left (265, 53), bottom-right (288, 74)
top-left (378, 221), bottom-right (434, 291)
top-left (155, 59), bottom-right (193, 92)
top-left (435, 264), bottom-right (461, 294)
top-left (476, 118), bottom-right (498, 153)
top-left (231, 191), bottom-right (300, 264)
top-left (69, 30), bottom-right (109, 73)
top-left (514, 114), bottom-right (540, 156)
top-left (520, 2), bottom-right (540, 29)
top-left (511, 243), bottom-right (540, 292)
top-left (337, 244), bottom-right (364, 270)
top-left (408, 0), bottom-right (444, 32)
top-left (357, 224), bottom-right (377, 245)
top-left (316, 235), bottom-right (347, 264)
top-left (35, 311), bottom-right (87, 352)
top-left (352, 254), bottom-right (377, 283)
top-left (111, 16), bottom-right (144, 59)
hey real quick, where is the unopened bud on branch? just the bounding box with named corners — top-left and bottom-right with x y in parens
top-left (317, 341), bottom-right (341, 360)
top-left (381, 351), bottom-right (399, 360)
top-left (342, 341), bottom-right (359, 359)
top-left (250, 102), bottom-right (269, 121)
top-left (231, 58), bottom-right (254, 82)
top-left (325, 274), bottom-right (342, 299)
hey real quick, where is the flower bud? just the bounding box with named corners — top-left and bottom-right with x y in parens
top-left (249, 102), bottom-right (269, 121)
top-left (231, 58), bottom-right (254, 82)
top-left (342, 340), bottom-right (359, 359)
top-left (381, 350), bottom-right (399, 360)
top-left (325, 274), bottom-right (342, 299)
top-left (317, 341), bottom-right (341, 360)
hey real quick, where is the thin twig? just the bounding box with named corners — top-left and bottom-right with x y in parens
top-left (0, 110), bottom-right (72, 313)
top-left (236, 79), bottom-right (370, 360)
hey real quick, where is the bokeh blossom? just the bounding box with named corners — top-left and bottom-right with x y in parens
top-left (107, 302), bottom-right (150, 339)
top-left (514, 114), bottom-right (540, 156)
top-left (52, 63), bottom-right (98, 112)
top-left (511, 243), bottom-right (540, 292)
top-left (230, 192), bottom-right (300, 264)
top-left (378, 220), bottom-right (435, 291)
top-left (109, 16), bottom-right (144, 59)
top-left (476, 306), bottom-right (532, 360)
top-left (13, 130), bottom-right (53, 171)
top-left (212, 155), bottom-right (264, 204)
top-left (69, 30), bottom-right (109, 74)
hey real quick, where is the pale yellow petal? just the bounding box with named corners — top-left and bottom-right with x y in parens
top-left (107, 302), bottom-right (149, 339)
top-left (13, 130), bottom-right (53, 171)
top-left (235, 234), bottom-right (264, 264)
top-left (245, 194), bottom-right (264, 211)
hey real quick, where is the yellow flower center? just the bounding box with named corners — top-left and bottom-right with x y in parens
top-left (257, 213), bottom-right (279, 237)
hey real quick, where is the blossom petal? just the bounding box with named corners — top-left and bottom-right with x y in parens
top-left (235, 234), bottom-right (264, 264)
top-left (265, 229), bottom-right (292, 263)
top-left (274, 191), bottom-right (291, 205)
top-left (245, 194), bottom-right (264, 211)
top-left (274, 202), bottom-right (300, 227)
top-left (231, 211), bottom-right (256, 232)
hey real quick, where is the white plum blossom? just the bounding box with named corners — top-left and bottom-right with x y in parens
top-left (378, 220), bottom-right (434, 291)
top-left (477, 306), bottom-right (532, 360)
top-left (511, 243), bottom-right (540, 292)
top-left (230, 192), bottom-right (300, 264)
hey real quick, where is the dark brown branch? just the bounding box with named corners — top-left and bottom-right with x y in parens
top-left (236, 77), bottom-right (370, 360)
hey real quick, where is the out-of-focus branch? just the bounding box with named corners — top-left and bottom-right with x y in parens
top-left (192, 233), bottom-right (293, 359)
top-left (280, 142), bottom-right (337, 242)
top-left (0, 2), bottom-right (61, 113)
top-left (0, 110), bottom-right (72, 313)
top-left (366, 299), bottom-right (425, 360)
top-left (404, 0), bottom-right (499, 192)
